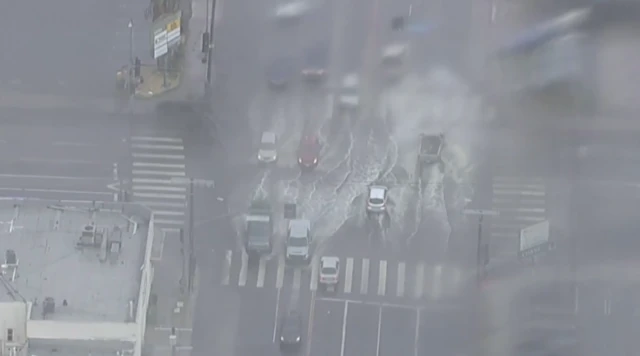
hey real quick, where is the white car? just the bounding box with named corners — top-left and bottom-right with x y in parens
top-left (319, 256), bottom-right (340, 292)
top-left (286, 219), bottom-right (312, 263)
top-left (382, 43), bottom-right (409, 62)
top-left (258, 131), bottom-right (278, 163)
top-left (366, 185), bottom-right (388, 214)
top-left (274, 1), bottom-right (311, 20)
top-left (338, 73), bottom-right (359, 109)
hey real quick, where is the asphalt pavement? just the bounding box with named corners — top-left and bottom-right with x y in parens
top-left (0, 108), bottom-right (133, 201)
top-left (0, 0), bottom-right (151, 100)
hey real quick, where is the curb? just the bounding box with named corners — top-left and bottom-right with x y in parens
top-left (134, 72), bottom-right (183, 100)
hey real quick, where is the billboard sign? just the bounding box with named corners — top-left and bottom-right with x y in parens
top-left (153, 28), bottom-right (168, 59)
top-left (519, 220), bottom-right (550, 258)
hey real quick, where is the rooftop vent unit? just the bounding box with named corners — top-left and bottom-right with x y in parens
top-left (77, 224), bottom-right (104, 248)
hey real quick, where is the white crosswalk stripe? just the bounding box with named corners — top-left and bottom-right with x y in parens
top-left (491, 175), bottom-right (547, 242)
top-left (215, 250), bottom-right (471, 301)
top-left (130, 136), bottom-right (187, 231)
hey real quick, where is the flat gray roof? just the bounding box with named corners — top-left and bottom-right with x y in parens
top-left (0, 203), bottom-right (146, 322)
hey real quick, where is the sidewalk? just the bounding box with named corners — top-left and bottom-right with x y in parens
top-left (144, 228), bottom-right (198, 356)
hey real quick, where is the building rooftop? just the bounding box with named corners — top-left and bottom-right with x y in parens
top-left (0, 202), bottom-right (147, 323)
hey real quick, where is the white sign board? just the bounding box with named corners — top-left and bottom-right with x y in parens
top-left (166, 14), bottom-right (181, 47)
top-left (519, 220), bottom-right (550, 253)
top-left (153, 29), bottom-right (168, 59)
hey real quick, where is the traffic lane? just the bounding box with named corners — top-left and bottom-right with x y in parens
top-left (418, 306), bottom-right (475, 356)
top-left (234, 288), bottom-right (281, 355)
top-left (211, 0), bottom-right (273, 134)
top-left (339, 0), bottom-right (377, 75)
top-left (0, 108), bottom-right (134, 133)
top-left (0, 175), bottom-right (113, 198)
top-left (378, 306), bottom-right (418, 356)
top-left (309, 299), bottom-right (345, 356)
top-left (573, 182), bottom-right (640, 263)
top-left (0, 0), bottom-right (149, 98)
top-left (577, 284), bottom-right (629, 356)
top-left (0, 159), bottom-right (116, 179)
top-left (344, 302), bottom-right (379, 356)
top-left (191, 277), bottom-right (242, 356)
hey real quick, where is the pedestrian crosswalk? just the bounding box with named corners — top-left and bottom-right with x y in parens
top-left (491, 175), bottom-right (547, 247)
top-left (214, 249), bottom-right (471, 301)
top-left (130, 136), bottom-right (187, 231)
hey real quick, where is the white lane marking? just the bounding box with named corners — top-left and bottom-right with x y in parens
top-left (413, 309), bottom-right (420, 356)
top-left (414, 262), bottom-right (425, 299)
top-left (0, 187), bottom-right (111, 196)
top-left (360, 259), bottom-right (370, 295)
top-left (131, 144), bottom-right (184, 151)
top-left (344, 258), bottom-right (354, 294)
top-left (132, 192), bottom-right (186, 200)
top-left (132, 153), bottom-right (186, 160)
top-left (131, 136), bottom-right (183, 143)
top-left (492, 198), bottom-right (546, 205)
top-left (376, 306), bottom-right (382, 356)
top-left (378, 260), bottom-right (387, 296)
top-left (340, 301), bottom-right (349, 356)
top-left (310, 255), bottom-right (319, 291)
top-left (257, 257), bottom-right (267, 288)
top-left (133, 162), bottom-right (186, 169)
top-left (222, 250), bottom-right (232, 285)
top-left (133, 185), bottom-right (187, 192)
top-left (432, 265), bottom-right (443, 300)
top-left (492, 182), bottom-right (545, 190)
top-left (272, 288), bottom-right (281, 343)
top-left (136, 201), bottom-right (186, 209)
top-left (133, 170), bottom-right (186, 177)
top-left (153, 219), bottom-right (184, 226)
top-left (133, 178), bottom-right (185, 185)
top-left (493, 175), bottom-right (543, 183)
top-left (0, 173), bottom-right (108, 180)
top-left (397, 262), bottom-right (406, 297)
top-left (154, 211), bottom-right (185, 217)
top-left (276, 253), bottom-right (285, 288)
top-left (238, 249), bottom-right (248, 287)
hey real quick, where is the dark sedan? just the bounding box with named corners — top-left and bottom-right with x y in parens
top-left (279, 311), bottom-right (303, 351)
top-left (267, 58), bottom-right (295, 89)
top-left (302, 44), bottom-right (328, 81)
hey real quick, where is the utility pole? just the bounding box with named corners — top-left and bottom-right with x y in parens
top-left (171, 177), bottom-right (215, 292)
top-left (206, 0), bottom-right (218, 86)
top-left (464, 209), bottom-right (499, 285)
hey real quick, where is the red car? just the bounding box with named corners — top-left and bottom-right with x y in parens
top-left (297, 135), bottom-right (321, 170)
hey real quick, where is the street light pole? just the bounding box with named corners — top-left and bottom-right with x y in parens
top-left (128, 19), bottom-right (134, 65)
top-left (464, 209), bottom-right (499, 285)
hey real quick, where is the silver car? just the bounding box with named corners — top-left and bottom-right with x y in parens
top-left (258, 131), bottom-right (278, 163)
top-left (338, 73), bottom-right (360, 109)
top-left (366, 185), bottom-right (388, 214)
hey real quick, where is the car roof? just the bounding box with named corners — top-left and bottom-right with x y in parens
top-left (288, 219), bottom-right (310, 237)
top-left (383, 43), bottom-right (407, 57)
top-left (369, 185), bottom-right (387, 199)
top-left (321, 256), bottom-right (339, 269)
top-left (261, 131), bottom-right (276, 143)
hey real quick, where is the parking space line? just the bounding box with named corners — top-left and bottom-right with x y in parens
top-left (378, 260), bottom-right (387, 296)
top-left (340, 301), bottom-right (349, 356)
top-left (360, 259), bottom-right (370, 294)
top-left (131, 144), bottom-right (185, 151)
top-left (133, 192), bottom-right (186, 200)
top-left (132, 153), bottom-right (186, 160)
top-left (133, 163), bottom-right (186, 169)
top-left (397, 262), bottom-right (405, 297)
top-left (132, 170), bottom-right (186, 176)
top-left (238, 250), bottom-right (248, 287)
top-left (276, 253), bottom-right (285, 288)
top-left (221, 250), bottom-right (232, 285)
top-left (344, 258), bottom-right (353, 294)
top-left (257, 257), bottom-right (267, 288)
top-left (132, 185), bottom-right (187, 192)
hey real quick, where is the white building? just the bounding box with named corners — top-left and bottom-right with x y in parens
top-left (0, 199), bottom-right (155, 356)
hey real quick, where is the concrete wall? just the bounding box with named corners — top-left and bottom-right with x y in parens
top-left (0, 302), bottom-right (29, 353)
